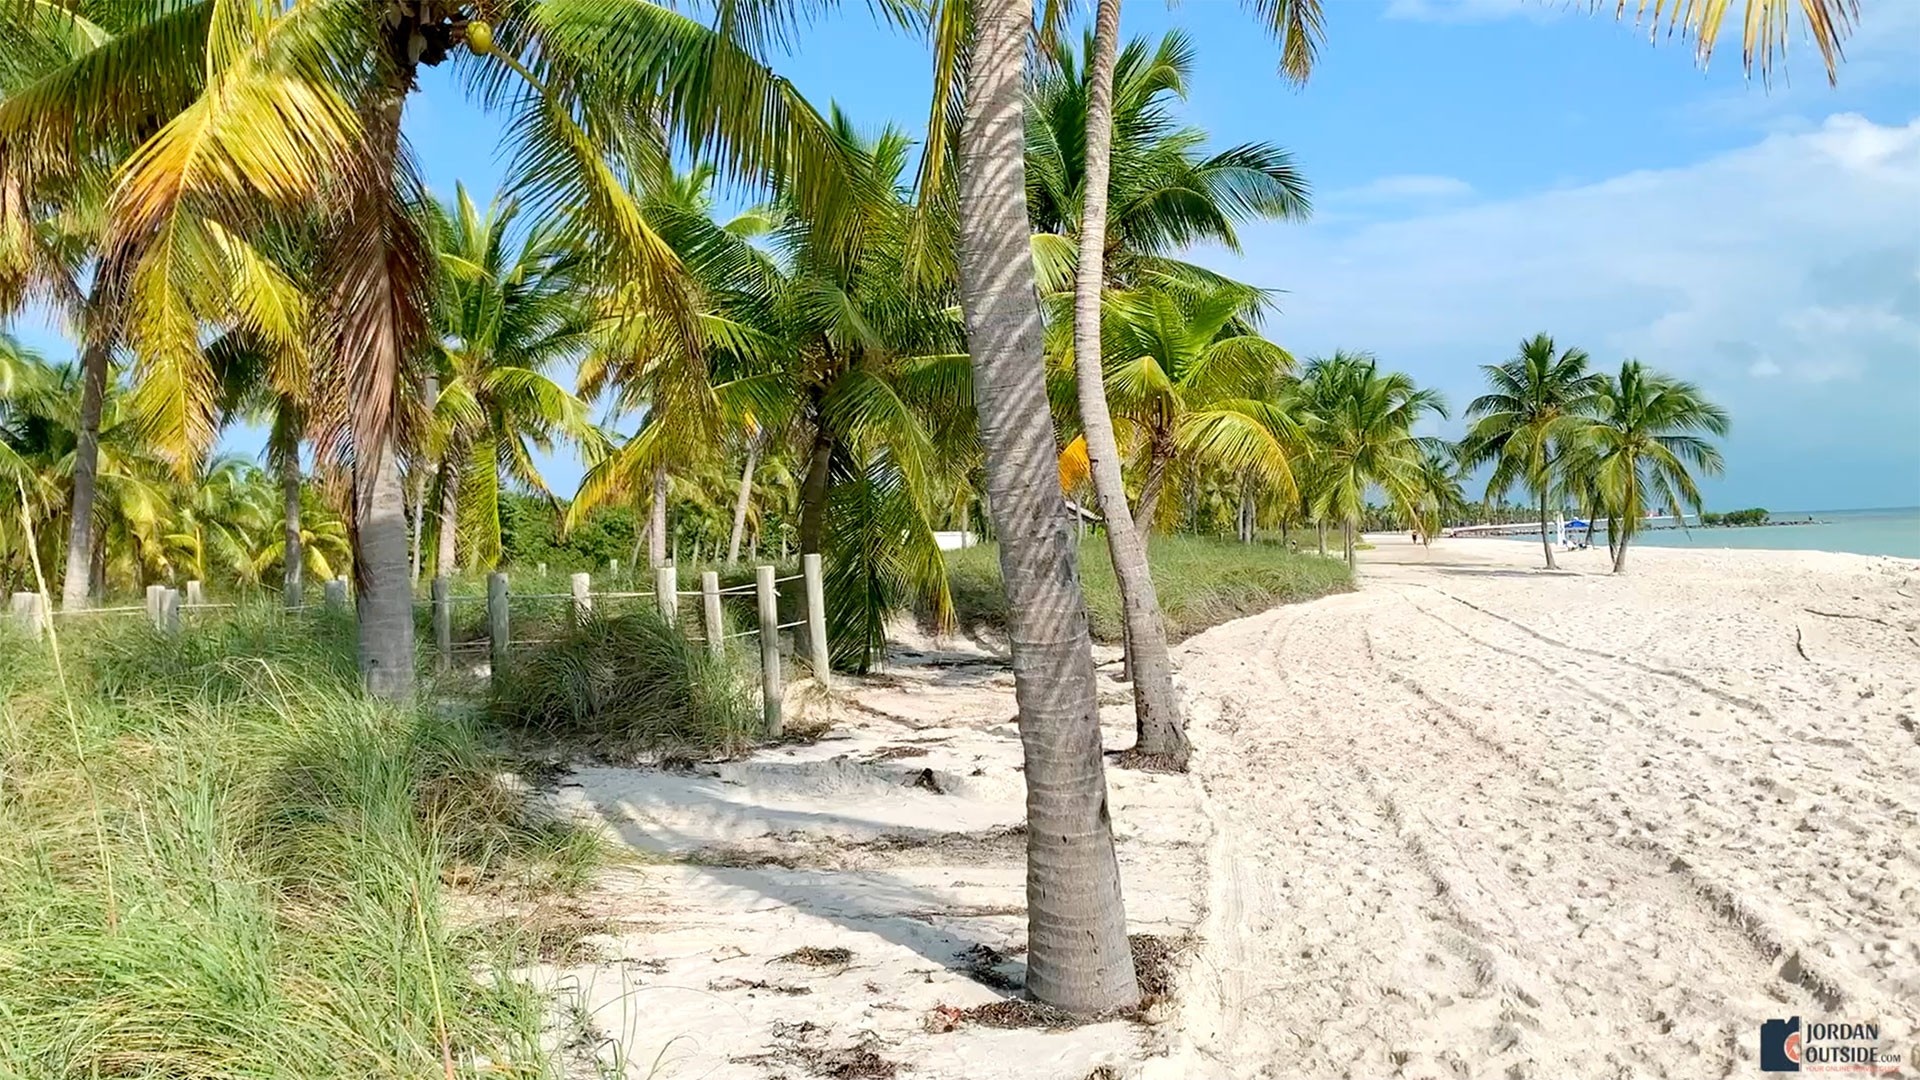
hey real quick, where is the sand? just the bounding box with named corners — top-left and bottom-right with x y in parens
top-left (516, 534), bottom-right (1920, 1079)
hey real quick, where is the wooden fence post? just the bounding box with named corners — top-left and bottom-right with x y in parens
top-left (570, 572), bottom-right (593, 625)
top-left (802, 552), bottom-right (830, 688)
top-left (145, 584), bottom-right (164, 628)
top-left (186, 580), bottom-right (205, 607)
top-left (159, 588), bottom-right (181, 635)
top-left (700, 570), bottom-right (723, 658)
top-left (9, 592), bottom-right (43, 639)
top-left (324, 578), bottom-right (347, 611)
top-left (655, 564), bottom-right (678, 627)
top-left (432, 576), bottom-right (452, 673)
top-left (536, 561), bottom-right (548, 577)
top-left (756, 564), bottom-right (782, 736)
top-left (488, 572), bottom-right (509, 674)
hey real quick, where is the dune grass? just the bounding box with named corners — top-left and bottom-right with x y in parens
top-left (490, 608), bottom-right (759, 760)
top-left (0, 607), bottom-right (599, 1079)
top-left (943, 535), bottom-right (1352, 643)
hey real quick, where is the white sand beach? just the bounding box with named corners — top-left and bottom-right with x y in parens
top-left (522, 535), bottom-right (1920, 1079)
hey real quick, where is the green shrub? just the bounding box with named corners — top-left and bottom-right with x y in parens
top-left (489, 609), bottom-right (758, 759)
top-left (942, 535), bottom-right (1352, 643)
top-left (0, 610), bottom-right (597, 1078)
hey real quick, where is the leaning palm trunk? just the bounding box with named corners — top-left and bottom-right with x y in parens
top-left (726, 433), bottom-right (761, 565)
top-left (1070, 0), bottom-right (1187, 767)
top-left (956, 0), bottom-right (1139, 1015)
top-left (435, 462), bottom-right (458, 577)
top-left (60, 275), bottom-right (116, 609)
top-left (1538, 486), bottom-right (1557, 569)
top-left (798, 425), bottom-right (832, 555)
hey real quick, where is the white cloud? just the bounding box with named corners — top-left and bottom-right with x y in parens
top-left (1204, 114), bottom-right (1920, 507)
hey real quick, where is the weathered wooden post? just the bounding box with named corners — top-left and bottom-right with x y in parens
top-left (487, 572), bottom-right (509, 674)
top-left (655, 563), bottom-right (678, 627)
top-left (159, 587), bottom-right (182, 635)
top-left (431, 576), bottom-right (452, 673)
top-left (9, 592), bottom-right (44, 638)
top-left (570, 572), bottom-right (593, 625)
top-left (756, 564), bottom-right (782, 736)
top-left (700, 570), bottom-right (723, 658)
top-left (145, 584), bottom-right (165, 628)
top-left (536, 561), bottom-right (548, 578)
top-left (185, 580), bottom-right (205, 608)
top-left (802, 552), bottom-right (830, 688)
top-left (324, 577), bottom-right (347, 611)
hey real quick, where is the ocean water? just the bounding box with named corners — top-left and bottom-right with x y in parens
top-left (1577, 507), bottom-right (1920, 559)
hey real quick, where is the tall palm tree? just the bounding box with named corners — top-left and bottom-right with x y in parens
top-left (951, 0), bottom-right (1139, 1015)
top-left (1461, 333), bottom-right (1606, 570)
top-left (1576, 360), bottom-right (1728, 573)
top-left (1294, 350), bottom-right (1446, 567)
top-left (424, 184), bottom-right (603, 574)
top-left (1035, 19), bottom-right (1310, 767)
top-left (1410, 444), bottom-right (1465, 544)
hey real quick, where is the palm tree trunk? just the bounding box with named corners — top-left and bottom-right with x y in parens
top-left (355, 436), bottom-right (413, 698)
top-left (281, 456), bottom-right (303, 608)
top-left (649, 465), bottom-right (668, 568)
top-left (798, 424), bottom-right (833, 555)
top-left (1316, 520), bottom-right (1326, 555)
top-left (1613, 533), bottom-right (1630, 573)
top-left (1538, 488), bottom-right (1557, 569)
top-left (1131, 433), bottom-right (1174, 534)
top-left (410, 375), bottom-right (436, 584)
top-left (434, 463), bottom-right (458, 578)
top-left (60, 274), bottom-right (116, 610)
top-left (726, 433), bottom-right (761, 566)
top-left (956, 0), bottom-right (1138, 1016)
top-left (1069, 0), bottom-right (1186, 768)
top-left (1344, 520), bottom-right (1355, 568)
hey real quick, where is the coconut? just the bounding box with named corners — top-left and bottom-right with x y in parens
top-left (466, 19), bottom-right (494, 55)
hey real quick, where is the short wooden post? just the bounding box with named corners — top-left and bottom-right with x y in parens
top-left (431, 576), bottom-right (452, 673)
top-left (536, 561), bottom-right (548, 577)
top-left (570, 572), bottom-right (593, 625)
top-left (9, 592), bottom-right (43, 638)
top-left (185, 579), bottom-right (205, 607)
top-left (655, 563), bottom-right (678, 627)
top-left (324, 578), bottom-right (347, 611)
top-left (756, 564), bottom-right (782, 736)
top-left (700, 570), bottom-right (723, 658)
top-left (487, 571), bottom-right (509, 673)
top-left (145, 584), bottom-right (164, 628)
top-left (802, 552), bottom-right (830, 687)
top-left (159, 588), bottom-right (181, 634)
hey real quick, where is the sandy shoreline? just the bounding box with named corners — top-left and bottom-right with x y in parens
top-left (519, 536), bottom-right (1920, 1078)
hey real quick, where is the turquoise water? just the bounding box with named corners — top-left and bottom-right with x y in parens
top-left (1576, 507), bottom-right (1920, 559)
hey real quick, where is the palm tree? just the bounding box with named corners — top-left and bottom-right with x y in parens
top-left (1461, 334), bottom-right (1606, 570)
top-left (1095, 283), bottom-right (1294, 533)
top-left (1576, 360), bottom-right (1729, 573)
top-left (1410, 444), bottom-right (1465, 544)
top-left (1034, 21), bottom-right (1310, 767)
top-left (1294, 351), bottom-right (1446, 567)
top-left (424, 185), bottom-right (603, 574)
top-left (950, 0), bottom-right (1139, 1015)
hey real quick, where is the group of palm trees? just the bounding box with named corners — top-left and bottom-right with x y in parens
top-left (0, 0), bottom-right (1855, 1020)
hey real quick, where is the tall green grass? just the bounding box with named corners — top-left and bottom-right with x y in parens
top-left (942, 535), bottom-right (1352, 643)
top-left (0, 608), bottom-right (598, 1079)
top-left (490, 609), bottom-right (759, 760)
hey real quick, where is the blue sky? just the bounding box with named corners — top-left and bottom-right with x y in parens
top-left (14, 0), bottom-right (1920, 510)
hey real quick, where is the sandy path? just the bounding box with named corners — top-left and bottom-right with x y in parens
top-left (1169, 536), bottom-right (1920, 1078)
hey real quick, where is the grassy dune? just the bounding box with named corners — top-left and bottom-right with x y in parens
top-left (943, 536), bottom-right (1352, 643)
top-left (0, 610), bottom-right (599, 1078)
